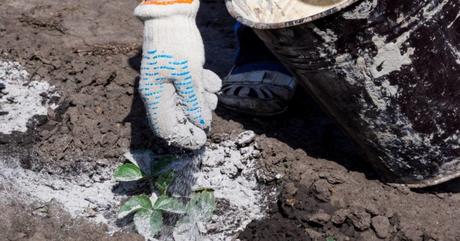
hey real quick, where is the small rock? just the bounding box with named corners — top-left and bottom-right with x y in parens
top-left (85, 206), bottom-right (97, 218)
top-left (348, 208), bottom-right (371, 231)
top-left (220, 164), bottom-right (239, 178)
top-left (284, 182), bottom-right (298, 196)
top-left (308, 212), bottom-right (331, 226)
top-left (251, 150), bottom-right (261, 159)
top-left (331, 209), bottom-right (349, 225)
top-left (305, 228), bottom-right (323, 240)
top-left (364, 203), bottom-right (380, 216)
top-left (210, 133), bottom-right (223, 143)
top-left (255, 169), bottom-right (276, 183)
top-left (40, 129), bottom-right (52, 139)
top-left (312, 179), bottom-right (332, 202)
top-left (233, 158), bottom-right (245, 170)
top-left (96, 159), bottom-right (109, 167)
top-left (91, 174), bottom-right (102, 182)
top-left (32, 206), bottom-right (48, 217)
top-left (237, 131), bottom-right (256, 146)
top-left (240, 146), bottom-right (251, 155)
top-left (284, 197), bottom-right (296, 207)
top-left (371, 216), bottom-right (391, 239)
top-left (318, 172), bottom-right (345, 184)
top-left (117, 138), bottom-right (130, 148)
top-left (203, 154), bottom-right (224, 167)
top-left (254, 141), bottom-right (262, 150)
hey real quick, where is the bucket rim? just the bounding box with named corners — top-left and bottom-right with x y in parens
top-left (225, 0), bottom-right (363, 29)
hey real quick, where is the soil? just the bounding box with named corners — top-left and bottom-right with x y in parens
top-left (1, 0), bottom-right (460, 241)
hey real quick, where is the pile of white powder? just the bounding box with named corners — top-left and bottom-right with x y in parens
top-left (0, 131), bottom-right (273, 241)
top-left (0, 59), bottom-right (58, 134)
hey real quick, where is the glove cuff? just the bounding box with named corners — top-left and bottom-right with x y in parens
top-left (134, 0), bottom-right (199, 20)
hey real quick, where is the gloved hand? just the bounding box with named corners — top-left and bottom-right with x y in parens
top-left (134, 0), bottom-right (221, 150)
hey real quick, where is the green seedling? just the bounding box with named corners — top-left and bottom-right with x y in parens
top-left (114, 154), bottom-right (217, 239)
top-left (186, 189), bottom-right (216, 220)
top-left (175, 189), bottom-right (216, 238)
top-left (118, 193), bottom-right (186, 238)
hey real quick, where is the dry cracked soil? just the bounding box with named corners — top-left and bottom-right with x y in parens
top-left (1, 0), bottom-right (460, 241)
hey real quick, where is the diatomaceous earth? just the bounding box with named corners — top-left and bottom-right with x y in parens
top-left (0, 130), bottom-right (272, 241)
top-left (0, 59), bottom-right (59, 134)
top-left (127, 131), bottom-right (272, 241)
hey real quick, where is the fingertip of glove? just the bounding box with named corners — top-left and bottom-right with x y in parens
top-left (203, 69), bottom-right (223, 93)
top-left (176, 126), bottom-right (207, 150)
top-left (205, 93), bottom-right (218, 111)
top-left (166, 118), bottom-right (207, 149)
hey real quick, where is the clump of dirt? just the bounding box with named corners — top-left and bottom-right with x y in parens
top-left (236, 130), bottom-right (460, 240)
top-left (0, 200), bottom-right (143, 241)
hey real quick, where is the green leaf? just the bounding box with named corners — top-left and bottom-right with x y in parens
top-left (186, 190), bottom-right (216, 220)
top-left (155, 170), bottom-right (175, 195)
top-left (133, 209), bottom-right (163, 239)
top-left (114, 163), bottom-right (144, 182)
top-left (153, 195), bottom-right (186, 214)
top-left (118, 194), bottom-right (153, 219)
top-left (150, 209), bottom-right (164, 237)
top-left (326, 237), bottom-right (336, 241)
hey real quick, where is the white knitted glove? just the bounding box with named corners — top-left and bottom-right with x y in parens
top-left (134, 0), bottom-right (221, 150)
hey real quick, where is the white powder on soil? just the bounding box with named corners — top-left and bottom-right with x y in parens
top-left (128, 131), bottom-right (270, 241)
top-left (0, 131), bottom-right (271, 241)
top-left (0, 157), bottom-right (120, 225)
top-left (0, 59), bottom-right (58, 134)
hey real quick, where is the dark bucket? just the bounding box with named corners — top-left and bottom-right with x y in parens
top-left (226, 0), bottom-right (460, 187)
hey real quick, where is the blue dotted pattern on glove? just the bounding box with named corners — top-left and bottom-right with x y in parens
top-left (139, 50), bottom-right (206, 129)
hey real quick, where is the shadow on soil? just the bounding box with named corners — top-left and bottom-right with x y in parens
top-left (215, 88), bottom-right (378, 180)
top-left (124, 49), bottom-right (178, 154)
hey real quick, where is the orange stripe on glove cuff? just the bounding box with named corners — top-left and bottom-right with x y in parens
top-left (141, 0), bottom-right (193, 5)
